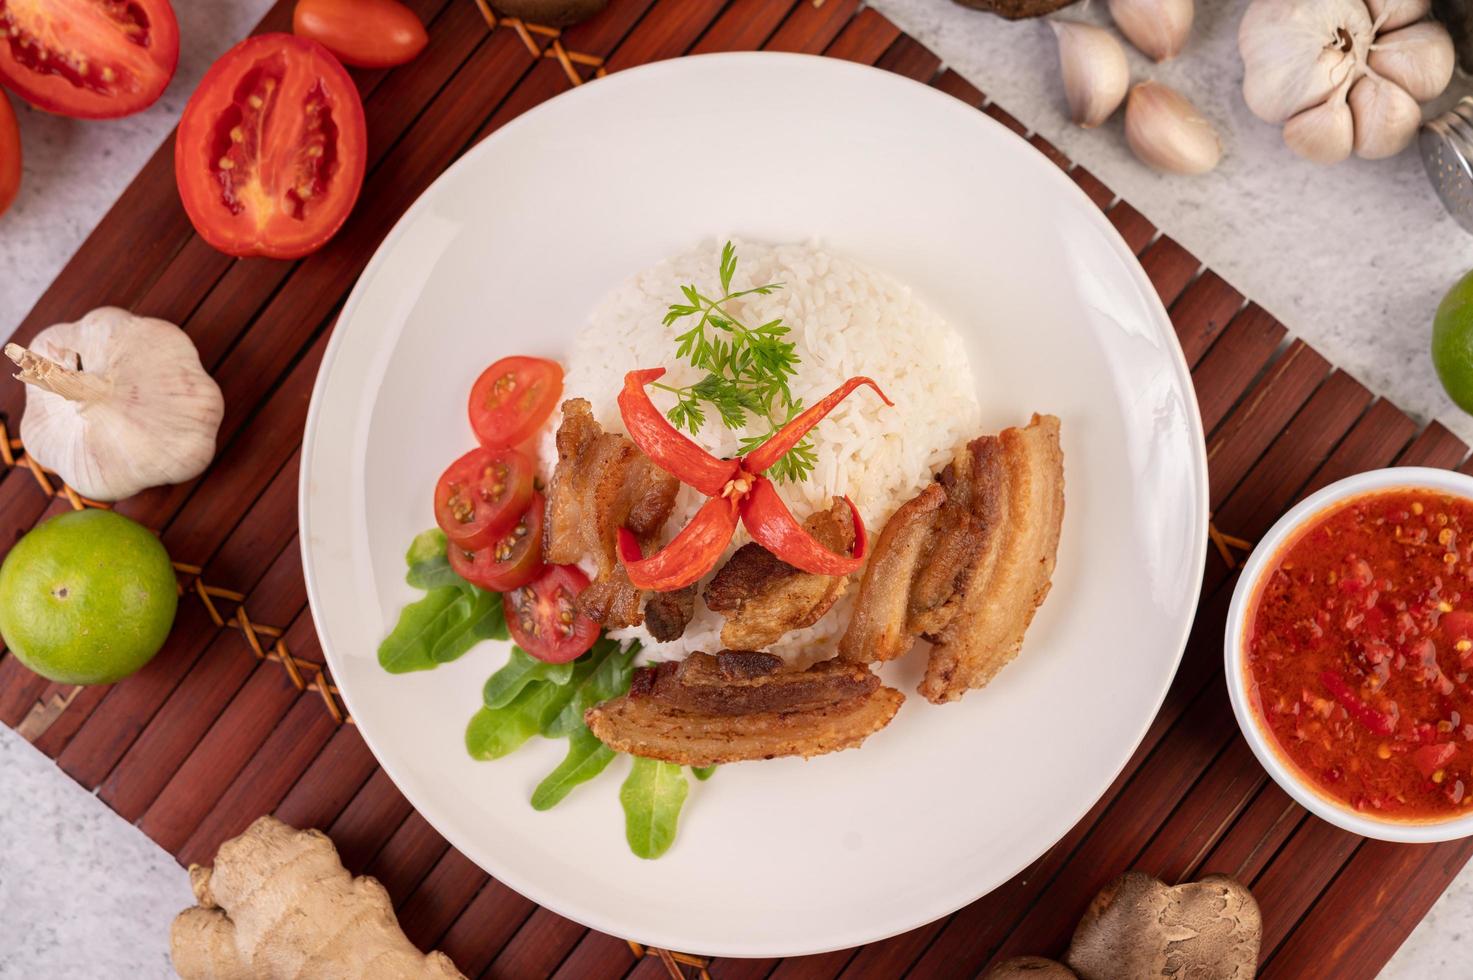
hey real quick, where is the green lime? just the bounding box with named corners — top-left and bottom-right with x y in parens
top-left (0, 510), bottom-right (177, 685)
top-left (1433, 268), bottom-right (1473, 414)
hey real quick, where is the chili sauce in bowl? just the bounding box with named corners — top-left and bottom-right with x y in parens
top-left (1226, 469), bottom-right (1473, 841)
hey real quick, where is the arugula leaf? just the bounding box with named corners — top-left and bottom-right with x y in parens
top-left (692, 765), bottom-right (717, 781)
top-left (542, 639), bottom-right (639, 738)
top-left (531, 728), bottom-right (617, 811)
top-left (465, 681), bottom-right (565, 760)
top-left (620, 757), bottom-right (690, 859)
top-left (405, 528), bottom-right (464, 592)
top-left (483, 646), bottom-right (575, 709)
top-left (430, 589), bottom-right (506, 664)
top-left (378, 588), bottom-right (472, 673)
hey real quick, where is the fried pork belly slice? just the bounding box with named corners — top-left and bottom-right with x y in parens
top-left (643, 585), bottom-right (697, 643)
top-left (585, 654), bottom-right (903, 766)
top-left (839, 415), bottom-right (1064, 704)
top-left (919, 414), bottom-right (1064, 703)
top-left (543, 398), bottom-right (680, 628)
top-left (704, 498), bottom-right (856, 650)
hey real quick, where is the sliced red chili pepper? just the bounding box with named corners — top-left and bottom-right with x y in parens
top-left (1320, 670), bottom-right (1397, 737)
top-left (741, 477), bottom-right (866, 576)
top-left (742, 377), bottom-right (893, 475)
top-left (618, 368), bottom-right (740, 496)
top-left (619, 494), bottom-right (742, 591)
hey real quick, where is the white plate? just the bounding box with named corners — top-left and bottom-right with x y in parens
top-left (300, 52), bottom-right (1208, 958)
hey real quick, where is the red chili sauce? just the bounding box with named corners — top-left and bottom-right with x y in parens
top-left (1246, 489), bottom-right (1473, 820)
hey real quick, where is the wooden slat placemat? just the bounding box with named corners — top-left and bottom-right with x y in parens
top-left (1, 1), bottom-right (1466, 976)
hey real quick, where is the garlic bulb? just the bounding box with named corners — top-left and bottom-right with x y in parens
top-left (6, 307), bottom-right (224, 502)
top-left (1108, 0), bottom-right (1194, 61)
top-left (1125, 81), bottom-right (1222, 175)
top-left (1051, 20), bottom-right (1129, 128)
top-left (1239, 0), bottom-right (1454, 163)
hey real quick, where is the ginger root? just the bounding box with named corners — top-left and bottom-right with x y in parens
top-left (170, 815), bottom-right (464, 980)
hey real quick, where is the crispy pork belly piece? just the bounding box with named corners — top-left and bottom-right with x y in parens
top-left (585, 652), bottom-right (902, 766)
top-left (544, 398), bottom-right (680, 628)
top-left (643, 585), bottom-right (697, 643)
top-left (839, 414), bottom-right (1064, 705)
top-left (703, 498), bottom-right (856, 650)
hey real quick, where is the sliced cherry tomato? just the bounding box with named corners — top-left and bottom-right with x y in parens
top-left (174, 34), bottom-right (366, 259)
top-left (448, 493), bottom-right (546, 592)
top-left (433, 447), bottom-right (535, 551)
top-left (468, 356), bottom-right (564, 449)
top-left (506, 564), bottom-right (599, 663)
top-left (0, 0), bottom-right (179, 119)
top-left (293, 0), bottom-right (428, 69)
top-left (0, 92), bottom-right (19, 218)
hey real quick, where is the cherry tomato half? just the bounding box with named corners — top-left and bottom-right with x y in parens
top-left (448, 493), bottom-right (546, 592)
top-left (0, 0), bottom-right (179, 119)
top-left (175, 34), bottom-right (367, 259)
top-left (293, 0), bottom-right (428, 69)
top-left (433, 446), bottom-right (535, 551)
top-left (0, 92), bottom-right (19, 218)
top-left (506, 564), bottom-right (599, 663)
top-left (469, 356), bottom-right (564, 449)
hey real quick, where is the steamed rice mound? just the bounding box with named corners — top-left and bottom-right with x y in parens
top-left (546, 239), bottom-right (980, 663)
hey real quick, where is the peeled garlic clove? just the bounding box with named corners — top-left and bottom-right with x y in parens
top-left (1282, 92), bottom-right (1354, 163)
top-left (1125, 81), bottom-right (1222, 175)
top-left (1348, 73), bottom-right (1422, 158)
top-left (1368, 21), bottom-right (1455, 102)
top-left (1365, 0), bottom-right (1431, 32)
top-left (1239, 0), bottom-right (1372, 123)
top-left (1108, 0), bottom-right (1193, 61)
top-left (1051, 20), bottom-right (1129, 128)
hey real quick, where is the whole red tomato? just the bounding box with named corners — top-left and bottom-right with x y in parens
top-left (0, 92), bottom-right (19, 218)
top-left (175, 34), bottom-right (367, 259)
top-left (293, 0), bottom-right (428, 69)
top-left (0, 0), bottom-right (180, 119)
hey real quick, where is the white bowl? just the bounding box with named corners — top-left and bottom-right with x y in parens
top-left (1225, 466), bottom-right (1473, 843)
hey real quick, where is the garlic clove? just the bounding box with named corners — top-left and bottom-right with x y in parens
top-left (1282, 91), bottom-right (1355, 163)
top-left (1347, 73), bottom-right (1423, 158)
top-left (1124, 81), bottom-right (1223, 175)
top-left (1365, 0), bottom-right (1431, 32)
top-left (1050, 20), bottom-right (1129, 128)
top-left (1368, 21), bottom-right (1456, 103)
top-left (1108, 0), bottom-right (1194, 61)
top-left (1239, 0), bottom-right (1373, 123)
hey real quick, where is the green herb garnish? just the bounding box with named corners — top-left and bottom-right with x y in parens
top-left (659, 241), bottom-right (815, 484)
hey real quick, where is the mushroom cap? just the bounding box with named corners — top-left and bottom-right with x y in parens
top-left (983, 956), bottom-right (1080, 979)
top-left (1065, 871), bottom-right (1261, 980)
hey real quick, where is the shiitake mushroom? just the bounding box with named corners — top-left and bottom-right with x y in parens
top-left (983, 956), bottom-right (1079, 979)
top-left (492, 0), bottom-right (606, 26)
top-left (951, 0), bottom-right (1079, 19)
top-left (1065, 872), bottom-right (1261, 980)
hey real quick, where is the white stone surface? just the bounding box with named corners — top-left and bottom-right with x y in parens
top-left (0, 0), bottom-right (1470, 975)
top-left (0, 725), bottom-right (190, 979)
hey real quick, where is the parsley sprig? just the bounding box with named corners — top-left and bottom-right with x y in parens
top-left (656, 243), bottom-right (815, 484)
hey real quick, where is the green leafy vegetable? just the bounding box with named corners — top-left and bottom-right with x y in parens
top-left (405, 528), bottom-right (465, 592)
top-left (531, 728), bottom-right (618, 811)
top-left (484, 646), bottom-right (575, 708)
top-left (620, 757), bottom-right (690, 859)
top-left (542, 638), bottom-right (640, 738)
top-left (658, 241), bottom-right (816, 484)
top-left (465, 680), bottom-right (570, 760)
top-left (692, 765), bottom-right (717, 781)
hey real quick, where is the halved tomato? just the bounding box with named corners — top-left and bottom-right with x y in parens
top-left (448, 493), bottom-right (546, 592)
top-left (293, 0), bottom-right (428, 69)
top-left (468, 356), bottom-right (563, 448)
top-left (433, 446), bottom-right (535, 551)
top-left (174, 34), bottom-right (366, 259)
top-left (0, 92), bottom-right (19, 218)
top-left (506, 565), bottom-right (599, 663)
top-left (0, 0), bottom-right (179, 119)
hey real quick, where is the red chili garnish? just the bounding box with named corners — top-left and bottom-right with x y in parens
top-left (1320, 670), bottom-right (1397, 737)
top-left (616, 369), bottom-right (890, 591)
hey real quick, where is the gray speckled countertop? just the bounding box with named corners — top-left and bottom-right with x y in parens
top-left (0, 1), bottom-right (1468, 976)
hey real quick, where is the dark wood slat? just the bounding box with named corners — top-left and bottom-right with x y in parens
top-left (396, 848), bottom-right (491, 955)
top-left (1027, 133), bottom-right (1070, 172)
top-left (327, 767), bottom-right (416, 873)
top-left (1251, 819), bottom-right (1363, 960)
top-left (1139, 237), bottom-right (1200, 308)
top-left (552, 930), bottom-right (638, 980)
top-left (1133, 736), bottom-right (1267, 884)
top-left (932, 68), bottom-right (985, 108)
top-left (1198, 782), bottom-right (1302, 884)
top-left (982, 102), bottom-right (1028, 138)
top-left (605, 0), bottom-right (726, 70)
top-left (764, 0), bottom-right (859, 53)
top-left (1191, 305), bottom-right (1286, 435)
top-left (768, 948), bottom-right (857, 980)
top-left (273, 724), bottom-right (380, 831)
top-left (1401, 421), bottom-right (1471, 469)
top-left (823, 7), bottom-right (901, 63)
top-left (691, 0), bottom-right (803, 54)
top-left (1107, 200), bottom-right (1156, 254)
top-left (1172, 270), bottom-right (1245, 367)
top-left (474, 907), bottom-right (583, 980)
top-left (368, 810), bottom-right (454, 907)
top-left (874, 34), bottom-right (942, 83)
